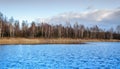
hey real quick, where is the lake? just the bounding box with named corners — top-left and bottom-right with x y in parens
top-left (0, 42), bottom-right (120, 69)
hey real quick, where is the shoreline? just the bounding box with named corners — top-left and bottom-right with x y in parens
top-left (0, 38), bottom-right (120, 45)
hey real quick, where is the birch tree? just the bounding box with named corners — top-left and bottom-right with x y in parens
top-left (0, 12), bottom-right (3, 38)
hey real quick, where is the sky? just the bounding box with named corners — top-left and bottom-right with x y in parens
top-left (0, 0), bottom-right (120, 28)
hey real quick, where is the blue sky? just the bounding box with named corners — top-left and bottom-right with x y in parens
top-left (0, 0), bottom-right (120, 25)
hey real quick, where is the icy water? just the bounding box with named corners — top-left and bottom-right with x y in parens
top-left (0, 42), bottom-right (120, 69)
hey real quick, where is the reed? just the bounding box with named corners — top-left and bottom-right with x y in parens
top-left (0, 38), bottom-right (120, 45)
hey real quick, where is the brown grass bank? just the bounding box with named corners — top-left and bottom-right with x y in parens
top-left (0, 38), bottom-right (120, 45)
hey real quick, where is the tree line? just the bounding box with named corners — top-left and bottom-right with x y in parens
top-left (0, 12), bottom-right (120, 39)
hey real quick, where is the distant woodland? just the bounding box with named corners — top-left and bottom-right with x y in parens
top-left (0, 12), bottom-right (120, 39)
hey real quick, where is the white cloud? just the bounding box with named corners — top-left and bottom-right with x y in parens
top-left (37, 9), bottom-right (120, 28)
top-left (48, 9), bottom-right (114, 22)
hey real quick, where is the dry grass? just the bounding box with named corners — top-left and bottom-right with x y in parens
top-left (0, 38), bottom-right (120, 45)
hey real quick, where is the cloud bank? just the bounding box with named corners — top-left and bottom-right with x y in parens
top-left (37, 9), bottom-right (120, 29)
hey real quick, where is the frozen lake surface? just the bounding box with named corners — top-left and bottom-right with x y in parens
top-left (0, 42), bottom-right (120, 69)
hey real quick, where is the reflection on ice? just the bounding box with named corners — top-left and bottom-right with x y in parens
top-left (0, 42), bottom-right (120, 69)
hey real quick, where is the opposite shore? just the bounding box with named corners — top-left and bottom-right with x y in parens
top-left (0, 38), bottom-right (120, 45)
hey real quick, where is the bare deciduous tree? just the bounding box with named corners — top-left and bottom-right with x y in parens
top-left (0, 11), bottom-right (120, 40)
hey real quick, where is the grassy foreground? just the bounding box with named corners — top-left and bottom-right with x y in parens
top-left (0, 38), bottom-right (120, 45)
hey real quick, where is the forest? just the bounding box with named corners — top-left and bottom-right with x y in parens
top-left (0, 12), bottom-right (120, 40)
